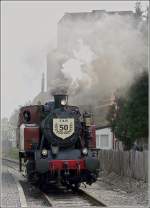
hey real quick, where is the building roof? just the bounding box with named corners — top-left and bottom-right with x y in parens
top-left (58, 10), bottom-right (134, 24)
top-left (96, 125), bottom-right (112, 130)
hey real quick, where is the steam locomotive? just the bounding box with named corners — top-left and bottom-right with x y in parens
top-left (16, 94), bottom-right (99, 190)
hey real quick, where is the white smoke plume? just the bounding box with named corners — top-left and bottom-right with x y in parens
top-left (48, 12), bottom-right (148, 107)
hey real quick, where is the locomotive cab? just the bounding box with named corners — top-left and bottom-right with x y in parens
top-left (17, 94), bottom-right (99, 190)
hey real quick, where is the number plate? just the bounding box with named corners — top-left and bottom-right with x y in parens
top-left (53, 118), bottom-right (74, 139)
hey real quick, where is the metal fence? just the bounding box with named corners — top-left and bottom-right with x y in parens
top-left (98, 150), bottom-right (148, 182)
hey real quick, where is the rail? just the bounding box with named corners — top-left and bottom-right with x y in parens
top-left (2, 157), bottom-right (107, 207)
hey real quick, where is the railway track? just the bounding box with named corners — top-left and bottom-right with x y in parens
top-left (2, 158), bottom-right (106, 207)
top-left (3, 157), bottom-right (19, 171)
top-left (42, 186), bottom-right (106, 207)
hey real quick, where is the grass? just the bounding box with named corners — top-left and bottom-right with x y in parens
top-left (7, 147), bottom-right (19, 160)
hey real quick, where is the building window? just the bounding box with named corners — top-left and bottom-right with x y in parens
top-left (96, 134), bottom-right (109, 149)
top-left (96, 134), bottom-right (100, 148)
top-left (100, 134), bottom-right (109, 148)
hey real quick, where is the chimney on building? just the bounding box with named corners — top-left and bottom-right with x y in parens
top-left (41, 72), bottom-right (45, 93)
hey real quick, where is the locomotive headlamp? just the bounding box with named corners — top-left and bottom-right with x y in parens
top-left (82, 148), bottom-right (88, 155)
top-left (42, 149), bottom-right (48, 156)
top-left (54, 94), bottom-right (68, 108)
top-left (61, 99), bottom-right (67, 106)
top-left (51, 145), bottom-right (59, 155)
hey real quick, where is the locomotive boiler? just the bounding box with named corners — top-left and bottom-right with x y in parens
top-left (16, 94), bottom-right (99, 190)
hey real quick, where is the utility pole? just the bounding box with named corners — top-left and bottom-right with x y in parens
top-left (41, 72), bottom-right (45, 93)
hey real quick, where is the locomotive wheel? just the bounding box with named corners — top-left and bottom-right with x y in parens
top-left (71, 183), bottom-right (80, 192)
top-left (26, 160), bottom-right (38, 184)
top-left (64, 182), bottom-right (80, 192)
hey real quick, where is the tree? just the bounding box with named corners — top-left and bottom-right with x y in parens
top-left (107, 71), bottom-right (148, 150)
top-left (1, 117), bottom-right (14, 154)
top-left (135, 0), bottom-right (143, 19)
top-left (126, 71), bottom-right (148, 140)
top-left (9, 109), bottom-right (19, 127)
top-left (1, 117), bottom-right (10, 140)
top-left (145, 6), bottom-right (150, 22)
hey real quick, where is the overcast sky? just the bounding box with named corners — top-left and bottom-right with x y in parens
top-left (1, 1), bottom-right (149, 118)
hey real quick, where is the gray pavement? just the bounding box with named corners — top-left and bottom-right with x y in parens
top-left (1, 165), bottom-right (22, 208)
top-left (81, 179), bottom-right (148, 208)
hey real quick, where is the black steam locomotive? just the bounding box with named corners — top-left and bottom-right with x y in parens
top-left (17, 94), bottom-right (99, 190)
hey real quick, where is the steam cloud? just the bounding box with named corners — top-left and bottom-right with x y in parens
top-left (48, 13), bottom-right (148, 106)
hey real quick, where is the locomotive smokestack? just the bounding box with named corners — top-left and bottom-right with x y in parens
top-left (54, 94), bottom-right (68, 108)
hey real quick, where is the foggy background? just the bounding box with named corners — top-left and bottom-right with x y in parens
top-left (1, 1), bottom-right (149, 119)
